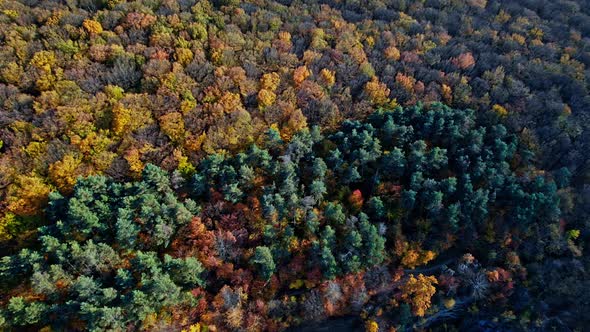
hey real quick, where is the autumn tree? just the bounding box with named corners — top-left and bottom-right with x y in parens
top-left (48, 154), bottom-right (86, 194)
top-left (364, 76), bottom-right (390, 106)
top-left (399, 274), bottom-right (438, 317)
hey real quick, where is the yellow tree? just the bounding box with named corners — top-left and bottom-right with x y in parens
top-left (257, 89), bottom-right (276, 108)
top-left (124, 144), bottom-right (154, 178)
top-left (159, 112), bottom-right (186, 143)
top-left (293, 65), bottom-right (311, 86)
top-left (441, 84), bottom-right (453, 104)
top-left (492, 104), bottom-right (508, 117)
top-left (175, 48), bottom-right (194, 67)
top-left (7, 174), bottom-right (52, 216)
top-left (400, 243), bottom-right (437, 269)
top-left (320, 68), bottom-right (336, 87)
top-left (111, 101), bottom-right (153, 136)
top-left (258, 72), bottom-right (281, 108)
top-left (0, 213), bottom-right (17, 241)
top-left (399, 274), bottom-right (438, 317)
top-left (70, 131), bottom-right (115, 172)
top-left (384, 45), bottom-right (401, 61)
top-left (83, 19), bottom-right (103, 35)
top-left (260, 72), bottom-right (281, 91)
top-left (281, 108), bottom-right (307, 141)
top-left (30, 50), bottom-right (62, 91)
top-left (365, 320), bottom-right (379, 332)
top-left (49, 153), bottom-right (86, 194)
top-left (174, 149), bottom-right (196, 176)
top-left (365, 76), bottom-right (390, 106)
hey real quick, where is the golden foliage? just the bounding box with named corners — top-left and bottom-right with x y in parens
top-left (293, 65), bottom-right (311, 86)
top-left (174, 149), bottom-right (196, 176)
top-left (182, 323), bottom-right (204, 332)
top-left (384, 45), bottom-right (401, 61)
top-left (185, 132), bottom-right (207, 153)
top-left (2, 9), bottom-right (19, 19)
top-left (70, 131), bottom-right (112, 159)
top-left (111, 103), bottom-right (134, 135)
top-left (83, 19), bottom-right (103, 34)
top-left (260, 72), bottom-right (280, 91)
top-left (492, 104), bottom-right (508, 117)
top-left (181, 98), bottom-right (197, 114)
top-left (159, 112), bottom-right (186, 143)
top-left (360, 62), bottom-right (375, 78)
top-left (210, 47), bottom-right (223, 65)
top-left (34, 62), bottom-right (62, 91)
top-left (366, 36), bottom-right (375, 48)
top-left (495, 9), bottom-right (511, 24)
top-left (400, 246), bottom-right (436, 269)
top-left (7, 174), bottom-right (52, 216)
top-left (365, 76), bottom-right (390, 105)
top-left (350, 45), bottom-right (368, 64)
top-left (215, 92), bottom-right (243, 114)
top-left (397, 12), bottom-right (416, 29)
top-left (257, 89), bottom-right (276, 108)
top-left (567, 229), bottom-right (580, 240)
top-left (310, 28), bottom-right (329, 49)
top-left (202, 109), bottom-right (254, 153)
top-left (511, 33), bottom-right (526, 46)
top-left (302, 50), bottom-right (322, 64)
top-left (175, 48), bottom-right (194, 66)
top-left (23, 141), bottom-right (48, 161)
top-left (49, 154), bottom-right (85, 194)
top-left (289, 279), bottom-right (305, 289)
top-left (111, 102), bottom-right (153, 136)
top-left (125, 144), bottom-right (153, 178)
top-left (529, 27), bottom-right (544, 40)
top-left (441, 84), bottom-right (452, 104)
top-left (125, 149), bottom-right (143, 177)
top-left (278, 31), bottom-right (291, 43)
top-left (320, 68), bottom-right (336, 87)
top-left (1, 62), bottom-right (23, 85)
top-left (443, 297), bottom-right (456, 309)
top-left (400, 274), bottom-right (438, 317)
top-left (423, 40), bottom-right (437, 52)
top-left (105, 85), bottom-right (125, 101)
top-left (31, 51), bottom-right (56, 68)
top-left (281, 108), bottom-right (307, 141)
top-left (365, 320), bottom-right (379, 332)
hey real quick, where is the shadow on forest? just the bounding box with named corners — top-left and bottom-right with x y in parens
top-left (286, 316), bottom-right (364, 332)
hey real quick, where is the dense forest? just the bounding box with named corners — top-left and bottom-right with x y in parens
top-left (0, 0), bottom-right (588, 331)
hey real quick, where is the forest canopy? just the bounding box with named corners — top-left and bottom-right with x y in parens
top-left (0, 103), bottom-right (576, 331)
top-left (0, 0), bottom-right (588, 330)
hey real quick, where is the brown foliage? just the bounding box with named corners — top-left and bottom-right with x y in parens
top-left (395, 73), bottom-right (416, 92)
top-left (452, 52), bottom-right (476, 70)
top-left (384, 46), bottom-right (401, 61)
top-left (293, 66), bottom-right (311, 86)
